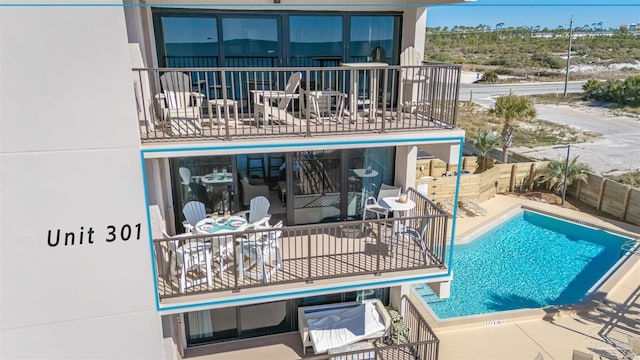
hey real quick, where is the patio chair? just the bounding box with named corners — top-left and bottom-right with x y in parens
top-left (399, 46), bottom-right (428, 113)
top-left (239, 220), bottom-right (284, 283)
top-left (155, 71), bottom-right (205, 135)
top-left (209, 234), bottom-right (235, 281)
top-left (253, 71), bottom-right (302, 125)
top-left (439, 200), bottom-right (465, 218)
top-left (459, 199), bottom-right (487, 216)
top-left (363, 184), bottom-right (402, 220)
top-left (396, 216), bottom-right (431, 263)
top-left (182, 201), bottom-right (208, 233)
top-left (179, 167), bottom-right (192, 199)
top-left (234, 195), bottom-right (271, 229)
top-left (163, 231), bottom-right (212, 294)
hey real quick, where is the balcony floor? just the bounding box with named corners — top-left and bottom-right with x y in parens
top-left (140, 108), bottom-right (452, 144)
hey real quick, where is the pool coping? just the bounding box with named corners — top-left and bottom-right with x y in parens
top-left (417, 205), bottom-right (640, 330)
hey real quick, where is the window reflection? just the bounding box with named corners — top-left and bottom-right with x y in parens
top-left (160, 17), bottom-right (218, 67)
top-left (222, 17), bottom-right (278, 67)
top-left (349, 16), bottom-right (395, 64)
top-left (289, 16), bottom-right (343, 67)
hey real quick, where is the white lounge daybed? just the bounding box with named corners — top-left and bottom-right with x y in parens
top-left (298, 299), bottom-right (391, 355)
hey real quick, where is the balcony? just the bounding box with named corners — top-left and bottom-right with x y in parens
top-left (153, 189), bottom-right (448, 303)
top-left (183, 295), bottom-right (440, 360)
top-left (133, 63), bottom-right (461, 144)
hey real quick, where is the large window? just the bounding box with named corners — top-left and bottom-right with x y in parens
top-left (349, 16), bottom-right (398, 64)
top-left (153, 9), bottom-right (401, 68)
top-left (158, 17), bottom-right (218, 67)
top-left (222, 17), bottom-right (279, 67)
top-left (184, 300), bottom-right (292, 346)
top-left (289, 16), bottom-right (343, 67)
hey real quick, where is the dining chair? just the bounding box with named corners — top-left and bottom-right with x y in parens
top-left (179, 167), bottom-right (191, 199)
top-left (162, 231), bottom-right (212, 294)
top-left (240, 221), bottom-right (284, 283)
top-left (209, 234), bottom-right (235, 280)
top-left (234, 196), bottom-right (271, 228)
top-left (182, 201), bottom-right (208, 233)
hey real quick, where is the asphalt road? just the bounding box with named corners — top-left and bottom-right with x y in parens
top-left (512, 105), bottom-right (640, 175)
top-left (459, 81), bottom-right (639, 175)
top-left (459, 81), bottom-right (586, 107)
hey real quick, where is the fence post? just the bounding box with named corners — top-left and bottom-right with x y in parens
top-left (621, 186), bottom-right (632, 221)
top-left (597, 178), bottom-right (606, 211)
top-left (509, 164), bottom-right (516, 192)
top-left (528, 163), bottom-right (536, 191)
top-left (429, 160), bottom-right (435, 177)
top-left (576, 179), bottom-right (583, 199)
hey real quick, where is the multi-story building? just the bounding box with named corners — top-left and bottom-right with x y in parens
top-left (1, 0), bottom-right (467, 358)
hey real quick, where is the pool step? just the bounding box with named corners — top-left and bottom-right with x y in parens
top-left (414, 285), bottom-right (447, 304)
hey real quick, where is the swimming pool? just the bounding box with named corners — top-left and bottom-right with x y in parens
top-left (418, 209), bottom-right (633, 319)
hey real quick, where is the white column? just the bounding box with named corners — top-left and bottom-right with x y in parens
top-left (1, 3), bottom-right (163, 358)
top-left (401, 7), bottom-right (427, 52)
top-left (394, 145), bottom-right (418, 191)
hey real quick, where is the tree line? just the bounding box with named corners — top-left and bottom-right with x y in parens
top-left (425, 25), bottom-right (640, 68)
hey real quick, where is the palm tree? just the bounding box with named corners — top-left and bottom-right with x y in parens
top-left (475, 128), bottom-right (500, 172)
top-left (490, 95), bottom-right (536, 163)
top-left (541, 156), bottom-right (590, 194)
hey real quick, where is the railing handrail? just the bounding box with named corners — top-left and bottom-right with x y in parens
top-left (133, 63), bottom-right (462, 72)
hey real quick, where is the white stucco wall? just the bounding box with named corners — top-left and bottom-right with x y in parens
top-left (0, 3), bottom-right (163, 359)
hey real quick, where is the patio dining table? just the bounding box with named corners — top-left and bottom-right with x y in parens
top-left (341, 62), bottom-right (388, 122)
top-left (195, 215), bottom-right (248, 236)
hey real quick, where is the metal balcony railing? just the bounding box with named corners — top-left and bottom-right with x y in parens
top-left (133, 63), bottom-right (461, 143)
top-left (153, 189), bottom-right (448, 300)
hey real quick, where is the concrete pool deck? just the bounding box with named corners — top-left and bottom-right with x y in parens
top-left (432, 194), bottom-right (640, 360)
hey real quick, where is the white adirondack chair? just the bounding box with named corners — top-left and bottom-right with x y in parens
top-left (182, 201), bottom-right (207, 233)
top-left (163, 230), bottom-right (212, 294)
top-left (399, 47), bottom-right (429, 114)
top-left (155, 71), bottom-right (205, 135)
top-left (234, 195), bottom-right (271, 228)
top-left (253, 72), bottom-right (302, 125)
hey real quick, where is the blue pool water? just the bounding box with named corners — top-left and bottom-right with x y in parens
top-left (419, 210), bottom-right (631, 319)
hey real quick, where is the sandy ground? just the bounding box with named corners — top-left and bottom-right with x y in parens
top-left (512, 104), bottom-right (640, 175)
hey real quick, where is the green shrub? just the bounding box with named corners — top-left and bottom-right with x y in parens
top-left (482, 70), bottom-right (499, 83)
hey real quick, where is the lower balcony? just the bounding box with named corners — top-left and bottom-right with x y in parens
top-left (153, 189), bottom-right (448, 303)
top-left (178, 295), bottom-right (439, 360)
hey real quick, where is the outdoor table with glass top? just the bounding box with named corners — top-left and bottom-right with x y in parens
top-left (195, 215), bottom-right (248, 236)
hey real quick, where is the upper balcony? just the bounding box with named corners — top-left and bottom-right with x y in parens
top-left (133, 63), bottom-right (461, 144)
